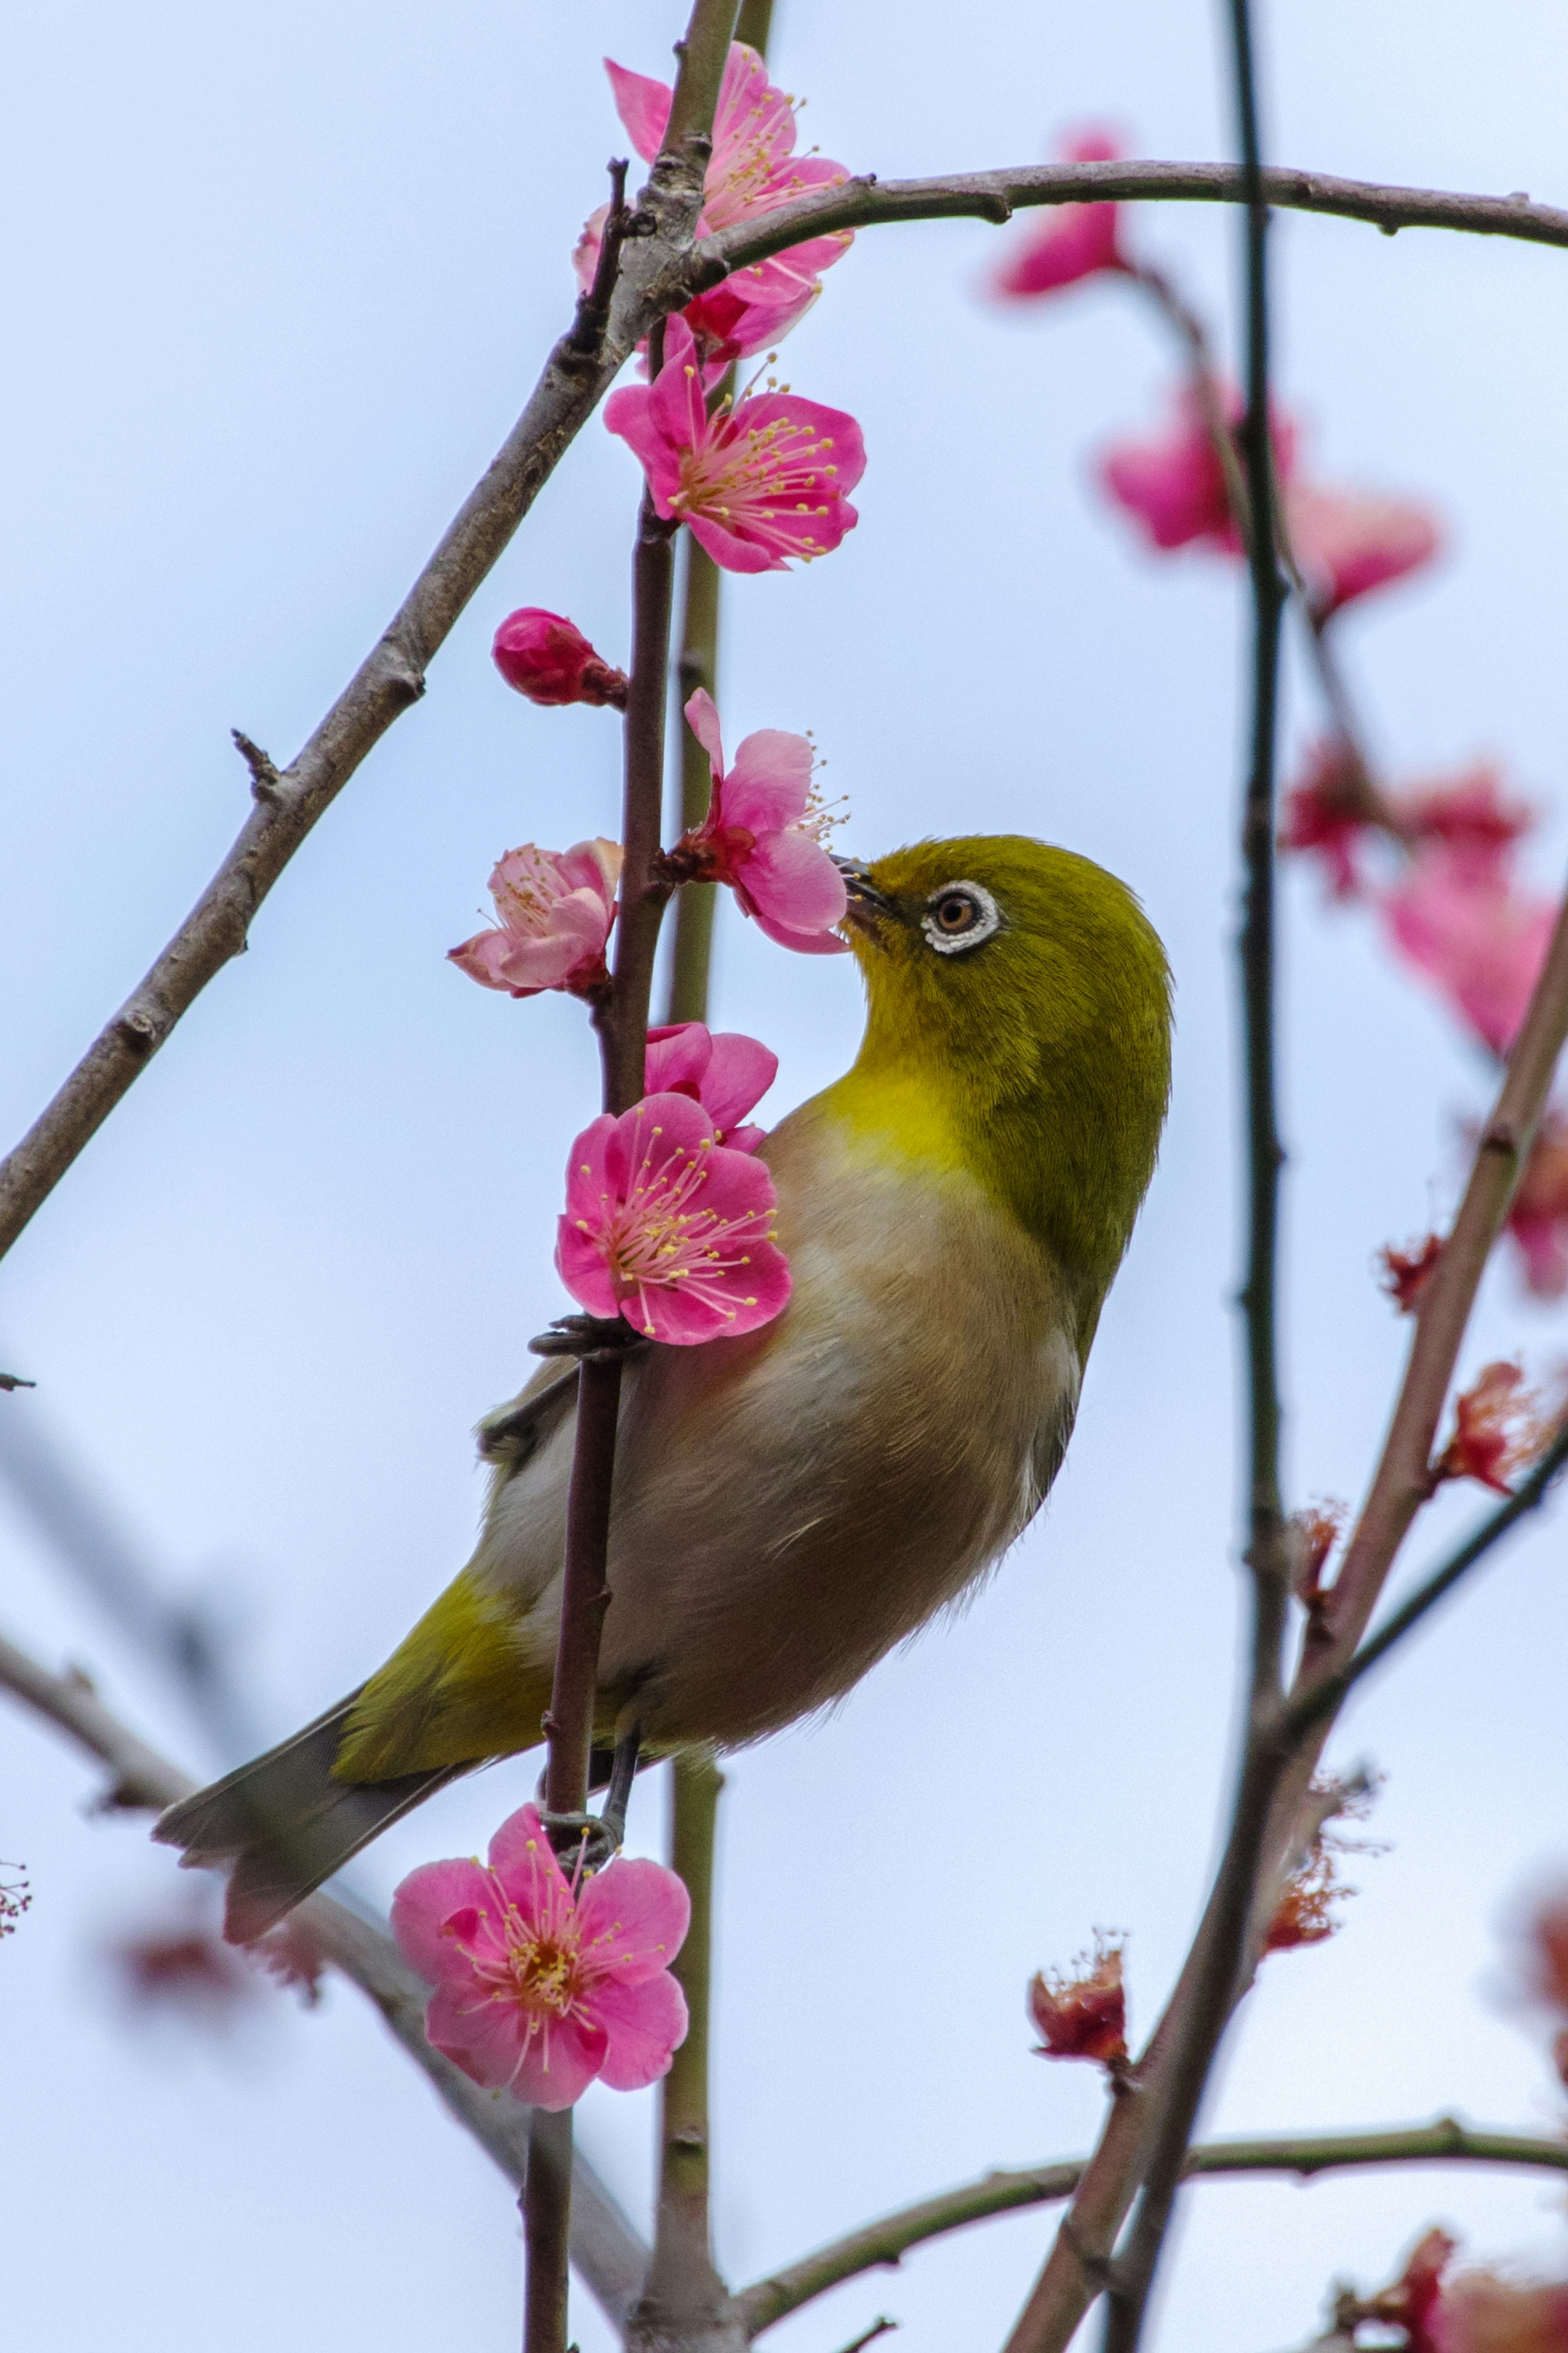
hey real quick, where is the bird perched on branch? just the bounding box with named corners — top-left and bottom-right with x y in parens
top-left (157, 836), bottom-right (1172, 1940)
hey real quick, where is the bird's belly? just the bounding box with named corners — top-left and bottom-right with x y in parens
top-left (480, 1127), bottom-right (1080, 1752)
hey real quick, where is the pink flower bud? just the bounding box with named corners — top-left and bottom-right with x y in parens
top-left (492, 609), bottom-right (627, 709)
top-left (991, 131), bottom-right (1130, 300)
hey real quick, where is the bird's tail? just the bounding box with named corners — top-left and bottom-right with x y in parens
top-left (152, 1691), bottom-right (472, 1945)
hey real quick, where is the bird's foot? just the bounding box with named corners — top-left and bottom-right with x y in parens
top-left (528, 1314), bottom-right (648, 1363)
top-left (538, 1807), bottom-right (621, 1879)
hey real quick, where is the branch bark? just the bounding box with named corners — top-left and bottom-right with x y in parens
top-left (736, 2120), bottom-right (1568, 2339)
top-left (0, 1623), bottom-right (650, 2330)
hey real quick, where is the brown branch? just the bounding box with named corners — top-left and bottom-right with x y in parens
top-left (736, 2121), bottom-right (1568, 2339)
top-left (0, 1622), bottom-right (650, 2328)
top-left (683, 163), bottom-right (1568, 298)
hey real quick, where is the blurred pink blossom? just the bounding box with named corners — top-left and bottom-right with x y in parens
top-left (677, 688), bottom-right (849, 954)
top-left (992, 131), bottom-right (1130, 299)
top-left (604, 317), bottom-right (865, 572)
top-left (448, 840), bottom-right (622, 1001)
top-left (575, 44), bottom-right (852, 369)
top-left (644, 1021), bottom-right (777, 1152)
top-left (1434, 2271), bottom-right (1568, 2351)
top-left (1098, 387), bottom-right (1294, 555)
top-left (1286, 480), bottom-right (1441, 619)
top-left (1381, 845), bottom-right (1555, 1055)
top-left (556, 1092), bottom-right (791, 1345)
top-left (1399, 764), bottom-right (1535, 875)
top-left (1279, 740), bottom-right (1376, 898)
top-left (1433, 1361), bottom-right (1548, 1496)
top-left (391, 1803), bottom-right (688, 2109)
top-left (491, 609), bottom-right (627, 709)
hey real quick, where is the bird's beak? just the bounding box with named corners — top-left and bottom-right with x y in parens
top-left (832, 856), bottom-right (893, 939)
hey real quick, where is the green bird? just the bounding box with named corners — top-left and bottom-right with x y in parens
top-left (156, 837), bottom-right (1172, 1940)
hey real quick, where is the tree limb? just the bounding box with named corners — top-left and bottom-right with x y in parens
top-left (736, 2120), bottom-right (1568, 2338)
top-left (0, 1623), bottom-right (650, 2332)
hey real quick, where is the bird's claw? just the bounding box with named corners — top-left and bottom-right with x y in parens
top-left (528, 1315), bottom-right (648, 1363)
top-left (538, 1807), bottom-right (621, 1877)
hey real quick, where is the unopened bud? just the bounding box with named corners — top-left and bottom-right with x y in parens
top-left (492, 609), bottom-right (628, 709)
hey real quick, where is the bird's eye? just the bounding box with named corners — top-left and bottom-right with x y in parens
top-left (920, 880), bottom-right (1002, 957)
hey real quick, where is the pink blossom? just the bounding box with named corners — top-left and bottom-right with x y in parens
top-left (604, 315), bottom-right (864, 573)
top-left (1381, 844), bottom-right (1556, 1055)
top-left (576, 45), bottom-right (853, 369)
top-left (1286, 480), bottom-right (1441, 620)
top-left (1398, 764), bottom-right (1535, 876)
top-left (1099, 387), bottom-right (1295, 555)
top-left (1506, 1111), bottom-right (1568, 1299)
top-left (449, 839), bottom-right (622, 1000)
top-left (992, 132), bottom-right (1130, 299)
top-left (1433, 2271), bottom-right (1568, 2352)
top-left (390, 1804), bottom-right (688, 2110)
top-left (556, 1091), bottom-right (791, 1345)
top-left (491, 609), bottom-right (627, 709)
top-left (1279, 740), bottom-right (1377, 898)
top-left (676, 689), bottom-right (849, 954)
top-left (644, 1021), bottom-right (777, 1152)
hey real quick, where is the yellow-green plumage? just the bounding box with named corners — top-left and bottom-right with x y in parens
top-left (156, 836), bottom-right (1171, 1938)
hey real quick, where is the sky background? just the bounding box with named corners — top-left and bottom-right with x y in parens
top-left (4, 2), bottom-right (1568, 2348)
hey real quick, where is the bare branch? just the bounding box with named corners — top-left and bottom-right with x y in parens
top-left (0, 1624), bottom-right (650, 2331)
top-left (686, 162), bottom-right (1568, 294)
top-left (737, 2120), bottom-right (1568, 2338)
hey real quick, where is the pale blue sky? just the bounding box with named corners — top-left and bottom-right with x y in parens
top-left (4, 4), bottom-right (1568, 2348)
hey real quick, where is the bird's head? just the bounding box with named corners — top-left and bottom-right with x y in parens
top-left (830, 836), bottom-right (1172, 1309)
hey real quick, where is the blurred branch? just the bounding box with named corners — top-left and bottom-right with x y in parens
top-left (0, 1622), bottom-right (650, 2333)
top-left (665, 529), bottom-right (723, 1026)
top-left (738, 2121), bottom-right (1568, 2338)
top-left (0, 1400), bottom-right (263, 1760)
top-left (688, 163), bottom-right (1568, 295)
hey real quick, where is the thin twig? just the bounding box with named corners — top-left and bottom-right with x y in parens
top-left (737, 2119), bottom-right (1568, 2338)
top-left (629, 1758), bottom-right (733, 2348)
top-left (1287, 1418), bottom-right (1568, 1738)
top-left (686, 163), bottom-right (1568, 299)
top-left (0, 1623), bottom-right (650, 2329)
top-left (1098, 9), bottom-right (1289, 2344)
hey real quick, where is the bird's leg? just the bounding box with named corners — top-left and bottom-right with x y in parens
top-left (528, 1314), bottom-right (648, 1363)
top-left (599, 1726), bottom-right (642, 1848)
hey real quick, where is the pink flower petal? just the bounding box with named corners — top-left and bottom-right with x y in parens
top-left (722, 729), bottom-right (815, 833)
top-left (487, 1803), bottom-right (575, 1924)
top-left (1287, 482), bottom-right (1441, 618)
top-left (644, 1021), bottom-right (714, 1099)
top-left (390, 1858), bottom-right (492, 1987)
top-left (685, 514), bottom-right (782, 575)
top-left (592, 1970), bottom-right (690, 2092)
top-left (737, 826), bottom-right (850, 939)
top-left (697, 1033), bottom-right (779, 1133)
top-left (576, 1856), bottom-right (692, 1984)
top-left (747, 904), bottom-right (852, 956)
top-left (604, 58), bottom-right (670, 161)
top-left (683, 686), bottom-right (726, 777)
top-left (1382, 847), bottom-right (1556, 1055)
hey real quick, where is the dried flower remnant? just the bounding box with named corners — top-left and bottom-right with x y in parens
top-left (991, 130), bottom-right (1131, 299)
top-left (1382, 846), bottom-right (1556, 1057)
top-left (391, 1802), bottom-right (689, 2109)
top-left (673, 689), bottom-right (849, 954)
top-left (449, 839), bottom-right (622, 1001)
top-left (556, 1092), bottom-right (791, 1345)
top-left (1381, 1233), bottom-right (1445, 1316)
top-left (1027, 1932), bottom-right (1127, 2065)
top-left (1264, 1829), bottom-right (1354, 1956)
top-left (644, 1022), bottom-right (778, 1152)
top-left (1349, 2228), bottom-right (1457, 2353)
top-left (1432, 1361), bottom-right (1549, 1497)
top-left (604, 316), bottom-right (866, 575)
top-left (0, 1860), bottom-right (30, 1939)
top-left (576, 44), bottom-right (854, 368)
top-left (1285, 480), bottom-right (1442, 621)
top-left (1505, 1112), bottom-right (1568, 1301)
top-left (1098, 386), bottom-right (1295, 556)
top-left (1288, 1499), bottom-right (1347, 1610)
top-left (491, 609), bottom-right (628, 709)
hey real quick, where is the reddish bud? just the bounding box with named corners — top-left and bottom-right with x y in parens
top-left (1028, 1932), bottom-right (1127, 2065)
top-left (1432, 1362), bottom-right (1548, 1497)
top-left (492, 609), bottom-right (628, 709)
top-left (1381, 1233), bottom-right (1444, 1315)
top-left (1288, 1500), bottom-right (1346, 1609)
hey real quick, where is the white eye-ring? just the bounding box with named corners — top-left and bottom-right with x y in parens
top-left (921, 879), bottom-right (1002, 956)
